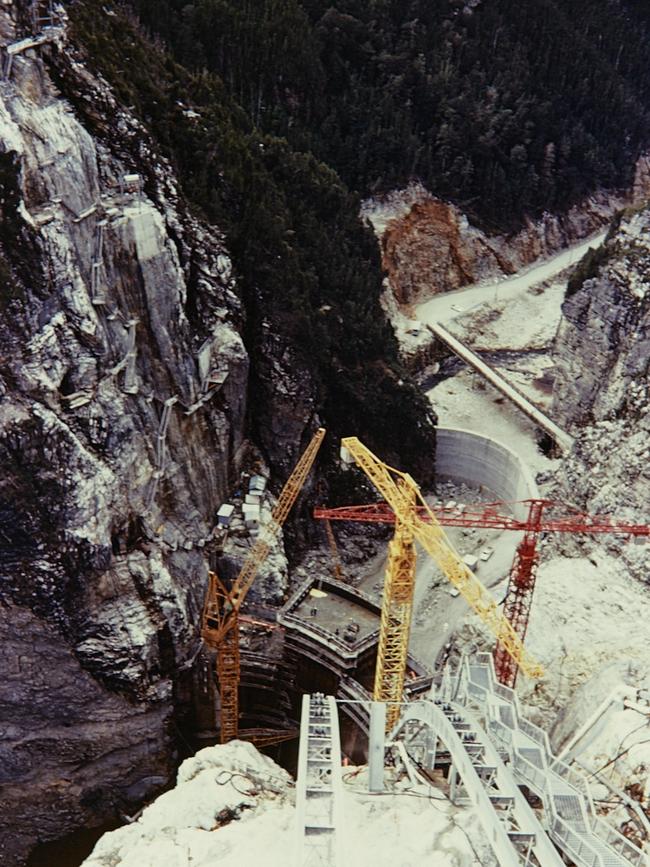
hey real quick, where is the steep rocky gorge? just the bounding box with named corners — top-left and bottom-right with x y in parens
top-left (0, 2), bottom-right (442, 861)
top-left (0, 7), bottom-right (252, 863)
top-left (3, 2), bottom-right (650, 863)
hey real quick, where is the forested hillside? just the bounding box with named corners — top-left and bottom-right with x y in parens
top-left (61, 1), bottom-right (438, 485)
top-left (131, 0), bottom-right (650, 231)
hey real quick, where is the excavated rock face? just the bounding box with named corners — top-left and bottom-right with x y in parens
top-left (364, 179), bottom-right (649, 307)
top-left (0, 5), bottom-right (248, 862)
top-left (379, 197), bottom-right (509, 304)
top-left (553, 211), bottom-right (650, 430)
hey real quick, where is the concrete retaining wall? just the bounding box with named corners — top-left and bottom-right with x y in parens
top-left (435, 427), bottom-right (539, 522)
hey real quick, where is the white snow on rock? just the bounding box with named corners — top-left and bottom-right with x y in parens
top-left (554, 676), bottom-right (650, 819)
top-left (338, 768), bottom-right (490, 866)
top-left (83, 742), bottom-right (294, 867)
top-left (84, 743), bottom-right (489, 866)
top-left (519, 555), bottom-right (650, 723)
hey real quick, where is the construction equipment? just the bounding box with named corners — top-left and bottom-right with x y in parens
top-left (339, 438), bottom-right (544, 730)
top-left (202, 428), bottom-right (326, 743)
top-left (314, 498), bottom-right (650, 688)
top-left (323, 515), bottom-right (345, 582)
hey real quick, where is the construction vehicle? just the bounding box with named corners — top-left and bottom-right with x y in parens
top-left (314, 497), bottom-right (650, 688)
top-left (202, 428), bottom-right (326, 743)
top-left (338, 438), bottom-right (544, 730)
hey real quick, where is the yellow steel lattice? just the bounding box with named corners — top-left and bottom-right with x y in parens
top-left (372, 480), bottom-right (417, 730)
top-left (341, 437), bottom-right (543, 728)
top-left (202, 427), bottom-right (326, 743)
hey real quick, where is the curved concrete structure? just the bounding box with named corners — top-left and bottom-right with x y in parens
top-left (435, 427), bottom-right (539, 522)
top-left (430, 323), bottom-right (574, 453)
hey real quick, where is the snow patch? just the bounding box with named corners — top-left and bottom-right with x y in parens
top-left (84, 744), bottom-right (489, 867)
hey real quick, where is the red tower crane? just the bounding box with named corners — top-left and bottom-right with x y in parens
top-left (313, 499), bottom-right (650, 688)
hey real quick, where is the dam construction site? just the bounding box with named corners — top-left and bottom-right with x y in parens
top-left (186, 417), bottom-right (650, 867)
top-left (2, 3), bottom-right (650, 867)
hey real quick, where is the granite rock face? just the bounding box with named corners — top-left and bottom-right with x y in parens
top-left (553, 211), bottom-right (650, 430)
top-left (0, 5), bottom-right (250, 862)
top-left (551, 208), bottom-right (650, 578)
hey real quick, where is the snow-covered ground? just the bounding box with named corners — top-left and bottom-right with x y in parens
top-left (519, 555), bottom-right (650, 725)
top-left (83, 743), bottom-right (489, 867)
top-left (83, 742), bottom-right (295, 867)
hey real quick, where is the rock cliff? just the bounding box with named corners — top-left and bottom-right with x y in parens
top-left (0, 5), bottom-right (250, 862)
top-left (550, 206), bottom-right (650, 579)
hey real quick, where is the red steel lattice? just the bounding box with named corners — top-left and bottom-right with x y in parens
top-left (314, 499), bottom-right (650, 687)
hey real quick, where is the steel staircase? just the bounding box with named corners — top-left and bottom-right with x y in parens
top-left (394, 697), bottom-right (564, 866)
top-left (445, 653), bottom-right (647, 867)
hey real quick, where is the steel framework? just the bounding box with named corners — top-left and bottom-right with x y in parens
top-left (314, 498), bottom-right (650, 687)
top-left (202, 427), bottom-right (325, 742)
top-left (323, 516), bottom-right (344, 582)
top-left (339, 438), bottom-right (544, 730)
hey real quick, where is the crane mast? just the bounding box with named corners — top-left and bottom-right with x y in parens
top-left (202, 427), bottom-right (325, 743)
top-left (340, 437), bottom-right (544, 729)
top-left (316, 498), bottom-right (650, 689)
top-left (323, 516), bottom-right (345, 582)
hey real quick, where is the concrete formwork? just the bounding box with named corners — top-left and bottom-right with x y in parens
top-left (435, 427), bottom-right (539, 522)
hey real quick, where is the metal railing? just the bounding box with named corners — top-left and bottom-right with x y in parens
top-left (454, 654), bottom-right (646, 867)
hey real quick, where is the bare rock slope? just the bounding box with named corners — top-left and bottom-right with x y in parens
top-left (0, 5), bottom-right (249, 862)
top-left (552, 207), bottom-right (650, 535)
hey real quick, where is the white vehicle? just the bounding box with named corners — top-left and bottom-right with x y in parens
top-left (462, 554), bottom-right (479, 570)
top-left (480, 546), bottom-right (495, 562)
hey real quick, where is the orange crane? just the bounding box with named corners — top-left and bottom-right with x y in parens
top-left (202, 428), bottom-right (325, 743)
top-left (338, 437), bottom-right (543, 730)
top-left (323, 515), bottom-right (345, 582)
top-left (314, 497), bottom-right (650, 688)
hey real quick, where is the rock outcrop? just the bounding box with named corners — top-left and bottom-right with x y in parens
top-left (0, 5), bottom-right (249, 862)
top-left (363, 172), bottom-right (650, 307)
top-left (551, 208), bottom-right (650, 527)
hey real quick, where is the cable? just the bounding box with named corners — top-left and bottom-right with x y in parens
top-left (403, 746), bottom-right (449, 803)
top-left (214, 769), bottom-right (256, 796)
top-left (589, 737), bottom-right (650, 778)
top-left (587, 717), bottom-right (650, 778)
top-left (451, 817), bottom-right (487, 867)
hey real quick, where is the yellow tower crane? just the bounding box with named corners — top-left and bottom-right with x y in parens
top-left (202, 428), bottom-right (326, 743)
top-left (340, 436), bottom-right (544, 730)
